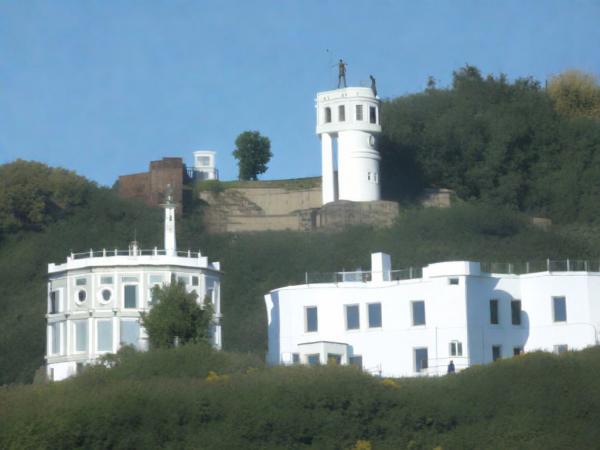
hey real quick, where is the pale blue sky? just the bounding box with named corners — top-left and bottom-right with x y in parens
top-left (1, 0), bottom-right (599, 186)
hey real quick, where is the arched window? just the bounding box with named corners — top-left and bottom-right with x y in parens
top-left (324, 107), bottom-right (332, 123)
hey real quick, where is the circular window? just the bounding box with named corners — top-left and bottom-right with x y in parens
top-left (77, 289), bottom-right (87, 303)
top-left (98, 288), bottom-right (113, 304)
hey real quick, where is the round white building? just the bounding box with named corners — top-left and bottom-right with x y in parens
top-left (45, 190), bottom-right (222, 381)
top-left (316, 86), bottom-right (382, 204)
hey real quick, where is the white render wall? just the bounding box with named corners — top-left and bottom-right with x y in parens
top-left (265, 256), bottom-right (600, 378)
top-left (316, 87), bottom-right (381, 204)
top-left (46, 254), bottom-right (222, 381)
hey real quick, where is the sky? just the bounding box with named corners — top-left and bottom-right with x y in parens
top-left (1, 0), bottom-right (600, 186)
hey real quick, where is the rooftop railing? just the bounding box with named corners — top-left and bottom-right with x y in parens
top-left (481, 259), bottom-right (600, 274)
top-left (69, 248), bottom-right (204, 260)
top-left (305, 268), bottom-right (423, 285)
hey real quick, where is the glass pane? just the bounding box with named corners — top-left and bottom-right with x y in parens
top-left (492, 345), bottom-right (501, 361)
top-left (356, 105), bottom-right (363, 120)
top-left (306, 307), bottom-right (318, 332)
top-left (192, 276), bottom-right (199, 286)
top-left (75, 320), bottom-right (87, 352)
top-left (121, 276), bottom-right (139, 283)
top-left (553, 297), bottom-right (566, 322)
top-left (292, 353), bottom-right (300, 364)
top-left (369, 106), bottom-right (377, 123)
top-left (338, 105), bottom-right (345, 121)
top-left (490, 300), bottom-right (499, 324)
top-left (412, 301), bottom-right (426, 325)
top-left (149, 275), bottom-right (163, 284)
top-left (327, 353), bottom-right (341, 364)
top-left (368, 303), bottom-right (382, 328)
top-left (346, 305), bottom-right (359, 330)
top-left (349, 356), bottom-right (363, 368)
top-left (415, 348), bottom-right (428, 372)
top-left (100, 276), bottom-right (113, 284)
top-left (307, 354), bottom-right (320, 365)
top-left (124, 285), bottom-right (137, 309)
top-left (51, 323), bottom-right (61, 354)
top-left (97, 321), bottom-right (113, 352)
top-left (76, 278), bottom-right (87, 286)
top-left (120, 320), bottom-right (140, 348)
top-left (511, 300), bottom-right (522, 325)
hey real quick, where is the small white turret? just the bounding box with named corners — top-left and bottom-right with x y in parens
top-left (163, 184), bottom-right (177, 256)
top-left (316, 86), bottom-right (382, 204)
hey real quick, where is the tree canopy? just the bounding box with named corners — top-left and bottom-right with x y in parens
top-left (141, 281), bottom-right (213, 349)
top-left (547, 69), bottom-right (600, 119)
top-left (232, 131), bottom-right (272, 180)
top-left (380, 65), bottom-right (600, 224)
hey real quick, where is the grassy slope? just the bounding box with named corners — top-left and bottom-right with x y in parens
top-left (2, 196), bottom-right (600, 385)
top-left (1, 344), bottom-right (600, 449)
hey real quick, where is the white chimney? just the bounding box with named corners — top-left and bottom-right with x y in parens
top-left (371, 252), bottom-right (391, 282)
top-left (163, 184), bottom-right (177, 256)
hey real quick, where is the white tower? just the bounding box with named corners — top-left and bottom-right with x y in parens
top-left (192, 150), bottom-right (218, 181)
top-left (316, 87), bottom-right (381, 204)
top-left (163, 184), bottom-right (177, 256)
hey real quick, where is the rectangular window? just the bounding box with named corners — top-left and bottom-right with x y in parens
top-left (368, 303), bottom-right (382, 328)
top-left (49, 291), bottom-right (59, 314)
top-left (177, 275), bottom-right (188, 285)
top-left (553, 296), bottom-right (567, 322)
top-left (327, 353), bottom-right (342, 365)
top-left (345, 304), bottom-right (360, 330)
top-left (76, 277), bottom-right (87, 286)
top-left (76, 362), bottom-right (85, 375)
top-left (305, 306), bottom-right (318, 332)
top-left (369, 106), bottom-right (377, 124)
top-left (414, 347), bottom-right (428, 372)
top-left (412, 301), bottom-right (426, 326)
top-left (97, 320), bottom-right (113, 352)
top-left (338, 105), bottom-right (345, 121)
top-left (51, 322), bottom-right (61, 354)
top-left (120, 320), bottom-right (140, 348)
top-left (554, 344), bottom-right (568, 354)
top-left (124, 285), bottom-right (138, 309)
top-left (307, 354), bottom-right (320, 365)
top-left (490, 299), bottom-right (499, 325)
top-left (197, 156), bottom-right (211, 166)
top-left (448, 277), bottom-right (459, 285)
top-left (356, 104), bottom-right (363, 121)
top-left (74, 320), bottom-right (88, 353)
top-left (450, 341), bottom-right (463, 356)
top-left (149, 275), bottom-right (163, 284)
top-left (324, 107), bottom-right (332, 123)
top-left (192, 276), bottom-right (199, 286)
top-left (513, 347), bottom-right (522, 356)
top-left (492, 345), bottom-right (502, 361)
top-left (349, 355), bottom-right (363, 368)
top-left (121, 276), bottom-right (139, 283)
top-left (511, 300), bottom-right (522, 325)
top-left (292, 353), bottom-right (300, 364)
top-left (100, 276), bottom-right (113, 284)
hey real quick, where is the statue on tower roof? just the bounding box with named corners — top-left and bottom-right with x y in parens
top-left (337, 59), bottom-right (347, 88)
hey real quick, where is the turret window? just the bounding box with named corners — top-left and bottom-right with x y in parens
top-left (338, 105), bottom-right (345, 122)
top-left (356, 104), bottom-right (363, 121)
top-left (369, 106), bottom-right (377, 124)
top-left (324, 107), bottom-right (332, 123)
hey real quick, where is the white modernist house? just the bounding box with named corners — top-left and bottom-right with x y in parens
top-left (316, 86), bottom-right (381, 204)
top-left (46, 190), bottom-right (222, 381)
top-left (265, 253), bottom-right (600, 377)
top-left (192, 150), bottom-right (218, 181)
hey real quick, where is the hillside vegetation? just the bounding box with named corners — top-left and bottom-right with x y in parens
top-left (2, 343), bottom-right (600, 449)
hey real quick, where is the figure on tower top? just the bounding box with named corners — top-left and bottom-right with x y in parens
top-left (337, 59), bottom-right (347, 88)
top-left (370, 75), bottom-right (377, 97)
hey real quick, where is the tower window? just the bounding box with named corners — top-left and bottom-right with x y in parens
top-left (356, 104), bottom-right (363, 121)
top-left (324, 107), bottom-right (332, 123)
top-left (338, 105), bottom-right (345, 122)
top-left (369, 106), bottom-right (377, 124)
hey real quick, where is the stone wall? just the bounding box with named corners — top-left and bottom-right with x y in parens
top-left (118, 157), bottom-right (187, 209)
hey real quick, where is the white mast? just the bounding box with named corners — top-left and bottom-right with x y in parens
top-left (163, 184), bottom-right (176, 256)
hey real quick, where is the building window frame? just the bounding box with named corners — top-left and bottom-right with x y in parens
top-left (305, 306), bottom-right (318, 333)
top-left (449, 340), bottom-right (463, 357)
top-left (355, 104), bottom-right (363, 121)
top-left (367, 302), bottom-right (382, 328)
top-left (492, 345), bottom-right (502, 361)
top-left (338, 105), bottom-right (345, 122)
top-left (324, 107), bottom-right (332, 123)
top-left (345, 304), bottom-right (360, 330)
top-left (511, 299), bottom-right (522, 325)
top-left (552, 296), bottom-right (567, 322)
top-left (411, 300), bottom-right (426, 326)
top-left (414, 347), bottom-right (429, 373)
top-left (123, 284), bottom-right (139, 309)
top-left (490, 299), bottom-right (499, 325)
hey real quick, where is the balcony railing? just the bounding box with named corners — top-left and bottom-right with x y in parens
top-left (481, 259), bottom-right (600, 275)
top-left (69, 248), bottom-right (204, 260)
top-left (305, 268), bottom-right (423, 285)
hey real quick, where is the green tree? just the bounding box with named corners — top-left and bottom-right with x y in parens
top-left (547, 69), bottom-right (600, 119)
top-left (232, 131), bottom-right (272, 180)
top-left (141, 281), bottom-right (213, 349)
